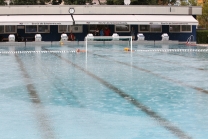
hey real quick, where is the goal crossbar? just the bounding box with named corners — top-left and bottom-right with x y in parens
top-left (85, 36), bottom-right (133, 52)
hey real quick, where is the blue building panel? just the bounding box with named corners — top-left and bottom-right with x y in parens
top-left (0, 25), bottom-right (197, 42)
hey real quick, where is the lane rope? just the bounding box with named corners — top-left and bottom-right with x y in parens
top-left (0, 49), bottom-right (208, 54)
top-left (134, 49), bottom-right (208, 52)
top-left (0, 50), bottom-right (76, 54)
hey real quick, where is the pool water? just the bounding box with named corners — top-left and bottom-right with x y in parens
top-left (0, 44), bottom-right (208, 139)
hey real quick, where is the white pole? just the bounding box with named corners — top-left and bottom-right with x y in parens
top-left (85, 37), bottom-right (88, 69)
top-left (85, 37), bottom-right (88, 53)
top-left (130, 36), bottom-right (132, 52)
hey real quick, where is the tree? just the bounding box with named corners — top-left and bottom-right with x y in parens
top-left (174, 0), bottom-right (196, 6)
top-left (106, 0), bottom-right (124, 5)
top-left (10, 0), bottom-right (38, 5)
top-left (158, 0), bottom-right (176, 5)
top-left (9, 0), bottom-right (51, 5)
top-left (129, 0), bottom-right (176, 5)
top-left (113, 0), bottom-right (124, 5)
top-left (149, 0), bottom-right (158, 5)
top-left (188, 0), bottom-right (197, 6)
top-left (130, 0), bottom-right (138, 5)
top-left (0, 0), bottom-right (6, 5)
top-left (130, 0), bottom-right (149, 5)
top-left (106, 0), bottom-right (114, 5)
top-left (180, 1), bottom-right (188, 6)
top-left (197, 1), bottom-right (208, 28)
top-left (39, 0), bottom-right (49, 5)
top-left (64, 0), bottom-right (88, 5)
top-left (52, 0), bottom-right (62, 5)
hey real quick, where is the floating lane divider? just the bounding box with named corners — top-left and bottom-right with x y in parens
top-left (0, 50), bottom-right (77, 54)
top-left (134, 49), bottom-right (208, 52)
top-left (0, 49), bottom-right (208, 54)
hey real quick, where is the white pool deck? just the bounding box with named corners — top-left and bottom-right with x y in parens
top-left (0, 40), bottom-right (187, 45)
top-left (0, 40), bottom-right (207, 47)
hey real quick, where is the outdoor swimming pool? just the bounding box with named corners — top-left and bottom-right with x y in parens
top-left (0, 43), bottom-right (208, 139)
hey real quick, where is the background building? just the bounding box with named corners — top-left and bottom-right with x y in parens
top-left (0, 5), bottom-right (202, 42)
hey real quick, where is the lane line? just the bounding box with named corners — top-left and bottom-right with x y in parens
top-left (136, 52), bottom-right (208, 72)
top-left (36, 56), bottom-right (83, 107)
top-left (15, 54), bottom-right (56, 139)
top-left (95, 54), bottom-right (208, 94)
top-left (52, 53), bottom-right (193, 139)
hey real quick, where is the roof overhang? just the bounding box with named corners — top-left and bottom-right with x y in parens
top-left (73, 15), bottom-right (139, 25)
top-left (0, 15), bottom-right (198, 26)
top-left (0, 15), bottom-right (73, 25)
top-left (134, 15), bottom-right (198, 25)
top-left (73, 15), bottom-right (198, 25)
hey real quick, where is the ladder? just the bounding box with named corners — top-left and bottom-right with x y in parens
top-left (186, 35), bottom-right (195, 46)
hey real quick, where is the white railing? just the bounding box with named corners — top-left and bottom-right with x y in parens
top-left (186, 35), bottom-right (194, 45)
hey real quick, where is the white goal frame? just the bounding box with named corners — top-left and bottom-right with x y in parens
top-left (85, 36), bottom-right (133, 52)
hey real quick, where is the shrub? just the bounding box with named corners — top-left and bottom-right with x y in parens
top-left (196, 30), bottom-right (208, 44)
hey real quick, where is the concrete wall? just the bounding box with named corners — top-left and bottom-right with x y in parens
top-left (0, 5), bottom-right (202, 15)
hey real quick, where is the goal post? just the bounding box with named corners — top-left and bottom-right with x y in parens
top-left (85, 36), bottom-right (133, 52)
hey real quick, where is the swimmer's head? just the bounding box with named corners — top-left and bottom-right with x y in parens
top-left (124, 47), bottom-right (130, 51)
top-left (76, 49), bottom-right (80, 52)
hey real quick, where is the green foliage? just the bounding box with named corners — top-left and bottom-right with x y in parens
top-left (149, 0), bottom-right (158, 5)
top-left (106, 0), bottom-right (123, 5)
top-left (160, 0), bottom-right (169, 5)
top-left (130, 0), bottom-right (139, 5)
top-left (78, 0), bottom-right (87, 5)
top-left (152, 0), bottom-right (159, 5)
top-left (130, 0), bottom-right (171, 5)
top-left (39, 0), bottom-right (46, 5)
top-left (11, 0), bottom-right (38, 5)
top-left (188, 0), bottom-right (197, 6)
top-left (86, 0), bottom-right (92, 3)
top-left (171, 0), bottom-right (176, 4)
top-left (52, 0), bottom-right (62, 5)
top-left (180, 1), bottom-right (188, 6)
top-left (130, 0), bottom-right (148, 5)
top-left (196, 30), bottom-right (208, 44)
top-left (52, 0), bottom-right (57, 5)
top-left (0, 0), bottom-right (6, 5)
top-left (106, 0), bottom-right (114, 5)
top-left (157, 0), bottom-right (176, 5)
top-left (9, 0), bottom-right (60, 5)
top-left (114, 0), bottom-right (124, 5)
top-left (63, 0), bottom-right (73, 4)
top-left (64, 0), bottom-right (87, 5)
top-left (197, 2), bottom-right (208, 29)
top-left (180, 0), bottom-right (197, 6)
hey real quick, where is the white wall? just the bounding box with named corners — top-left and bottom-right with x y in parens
top-left (0, 5), bottom-right (202, 15)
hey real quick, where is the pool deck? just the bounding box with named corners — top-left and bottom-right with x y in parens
top-left (0, 41), bottom-right (207, 47)
top-left (0, 40), bottom-right (181, 45)
top-left (196, 44), bottom-right (208, 47)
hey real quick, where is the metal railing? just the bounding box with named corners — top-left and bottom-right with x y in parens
top-left (186, 35), bottom-right (194, 45)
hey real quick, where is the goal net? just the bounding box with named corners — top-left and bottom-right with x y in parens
top-left (85, 36), bottom-right (133, 52)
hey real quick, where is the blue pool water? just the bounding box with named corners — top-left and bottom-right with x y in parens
top-left (0, 44), bottom-right (208, 139)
